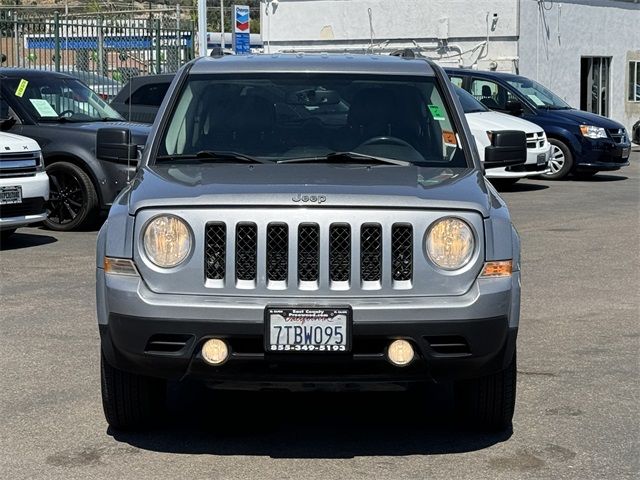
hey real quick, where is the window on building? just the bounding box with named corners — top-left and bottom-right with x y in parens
top-left (629, 61), bottom-right (640, 102)
top-left (580, 57), bottom-right (611, 117)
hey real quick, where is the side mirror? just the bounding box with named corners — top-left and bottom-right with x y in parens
top-left (96, 128), bottom-right (137, 163)
top-left (505, 100), bottom-right (524, 116)
top-left (0, 117), bottom-right (16, 131)
top-left (484, 130), bottom-right (527, 169)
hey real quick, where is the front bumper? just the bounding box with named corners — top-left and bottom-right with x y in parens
top-left (98, 270), bottom-right (520, 386)
top-left (575, 137), bottom-right (631, 171)
top-left (0, 171), bottom-right (49, 230)
top-left (486, 145), bottom-right (551, 178)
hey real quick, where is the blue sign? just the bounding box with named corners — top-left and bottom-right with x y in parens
top-left (232, 5), bottom-right (251, 55)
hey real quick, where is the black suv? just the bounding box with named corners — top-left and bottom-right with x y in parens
top-left (0, 69), bottom-right (149, 230)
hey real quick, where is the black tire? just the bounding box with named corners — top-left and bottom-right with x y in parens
top-left (542, 139), bottom-right (573, 180)
top-left (44, 161), bottom-right (98, 231)
top-left (101, 351), bottom-right (166, 431)
top-left (456, 349), bottom-right (517, 431)
top-left (1, 229), bottom-right (17, 243)
top-left (490, 178), bottom-right (520, 189)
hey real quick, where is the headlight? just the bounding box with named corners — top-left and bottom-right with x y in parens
top-left (426, 217), bottom-right (475, 270)
top-left (143, 215), bottom-right (192, 268)
top-left (580, 125), bottom-right (607, 139)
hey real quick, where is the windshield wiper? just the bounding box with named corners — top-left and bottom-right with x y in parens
top-left (156, 150), bottom-right (269, 164)
top-left (279, 151), bottom-right (411, 166)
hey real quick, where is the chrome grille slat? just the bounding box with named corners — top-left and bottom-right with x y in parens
top-left (235, 223), bottom-right (258, 281)
top-left (266, 223), bottom-right (288, 282)
top-left (329, 224), bottom-right (351, 282)
top-left (297, 224), bottom-right (320, 282)
top-left (205, 223), bottom-right (226, 280)
top-left (392, 224), bottom-right (413, 281)
top-left (360, 224), bottom-right (382, 282)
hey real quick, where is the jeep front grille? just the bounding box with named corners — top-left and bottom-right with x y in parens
top-left (204, 221), bottom-right (416, 289)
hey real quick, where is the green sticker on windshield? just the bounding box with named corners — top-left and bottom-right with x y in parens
top-left (428, 104), bottom-right (445, 121)
top-left (15, 79), bottom-right (28, 98)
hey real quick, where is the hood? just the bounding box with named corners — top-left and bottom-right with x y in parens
top-left (0, 131), bottom-right (40, 153)
top-left (126, 164), bottom-right (495, 217)
top-left (41, 121), bottom-right (150, 144)
top-left (466, 111), bottom-right (542, 134)
top-left (538, 108), bottom-right (626, 130)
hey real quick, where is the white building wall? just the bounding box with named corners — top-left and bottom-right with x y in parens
top-left (518, 0), bottom-right (640, 130)
top-left (263, 0), bottom-right (520, 70)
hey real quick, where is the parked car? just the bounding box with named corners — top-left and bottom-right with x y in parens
top-left (633, 119), bottom-right (640, 145)
top-left (110, 74), bottom-right (173, 123)
top-left (0, 69), bottom-right (150, 231)
top-left (97, 54), bottom-right (524, 432)
top-left (446, 68), bottom-right (632, 179)
top-left (453, 85), bottom-right (550, 186)
top-left (0, 132), bottom-right (48, 240)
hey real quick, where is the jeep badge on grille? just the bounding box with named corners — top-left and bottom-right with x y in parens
top-left (292, 193), bottom-right (327, 204)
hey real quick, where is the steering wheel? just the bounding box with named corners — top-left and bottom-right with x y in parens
top-left (358, 136), bottom-right (413, 149)
top-left (58, 110), bottom-right (75, 118)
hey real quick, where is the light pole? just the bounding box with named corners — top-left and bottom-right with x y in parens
top-left (220, 1), bottom-right (225, 50)
top-left (198, 0), bottom-right (207, 57)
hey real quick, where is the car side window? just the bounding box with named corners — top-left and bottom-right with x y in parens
top-left (449, 76), bottom-right (464, 88)
top-left (469, 78), bottom-right (518, 111)
top-left (127, 82), bottom-right (171, 107)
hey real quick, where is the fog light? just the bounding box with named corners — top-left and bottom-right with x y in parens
top-left (387, 339), bottom-right (414, 367)
top-left (201, 338), bottom-right (229, 365)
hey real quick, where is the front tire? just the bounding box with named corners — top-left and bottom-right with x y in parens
top-left (44, 162), bottom-right (98, 231)
top-left (101, 351), bottom-right (166, 431)
top-left (456, 349), bottom-right (517, 431)
top-left (542, 139), bottom-right (573, 180)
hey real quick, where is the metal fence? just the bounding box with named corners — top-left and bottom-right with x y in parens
top-left (0, 9), bottom-right (195, 84)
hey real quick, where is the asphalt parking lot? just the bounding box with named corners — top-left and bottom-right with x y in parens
top-left (1, 150), bottom-right (639, 480)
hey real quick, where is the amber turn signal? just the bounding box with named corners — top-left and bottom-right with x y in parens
top-left (104, 257), bottom-right (139, 276)
top-left (480, 260), bottom-right (512, 277)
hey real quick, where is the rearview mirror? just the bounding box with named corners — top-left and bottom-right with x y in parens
top-left (484, 130), bottom-right (527, 169)
top-left (96, 128), bottom-right (137, 163)
top-left (505, 100), bottom-right (524, 116)
top-left (286, 89), bottom-right (340, 106)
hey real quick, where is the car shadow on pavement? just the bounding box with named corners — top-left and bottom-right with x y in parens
top-left (569, 174), bottom-right (628, 182)
top-left (109, 382), bottom-right (512, 458)
top-left (493, 182), bottom-right (549, 193)
top-left (0, 231), bottom-right (57, 251)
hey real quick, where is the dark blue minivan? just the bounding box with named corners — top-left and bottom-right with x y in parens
top-left (445, 69), bottom-right (632, 179)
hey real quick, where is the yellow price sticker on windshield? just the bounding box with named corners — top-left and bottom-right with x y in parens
top-left (15, 79), bottom-right (29, 98)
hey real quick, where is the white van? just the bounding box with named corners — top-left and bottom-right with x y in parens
top-left (0, 132), bottom-right (48, 240)
top-left (455, 86), bottom-right (551, 185)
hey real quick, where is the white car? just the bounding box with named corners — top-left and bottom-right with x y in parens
top-left (454, 86), bottom-right (551, 184)
top-left (0, 132), bottom-right (48, 240)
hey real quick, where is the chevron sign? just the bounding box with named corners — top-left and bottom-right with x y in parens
top-left (234, 5), bottom-right (250, 33)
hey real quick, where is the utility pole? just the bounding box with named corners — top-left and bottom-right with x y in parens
top-left (198, 0), bottom-right (207, 57)
top-left (220, 1), bottom-right (225, 50)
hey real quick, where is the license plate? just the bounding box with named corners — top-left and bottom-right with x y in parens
top-left (537, 153), bottom-right (547, 166)
top-left (0, 186), bottom-right (22, 205)
top-left (621, 147), bottom-right (630, 159)
top-left (265, 307), bottom-right (351, 353)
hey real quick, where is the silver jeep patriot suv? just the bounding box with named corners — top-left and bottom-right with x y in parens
top-left (96, 54), bottom-right (524, 432)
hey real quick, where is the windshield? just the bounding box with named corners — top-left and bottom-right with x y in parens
top-left (454, 85), bottom-right (488, 113)
top-left (506, 77), bottom-right (571, 109)
top-left (3, 76), bottom-right (123, 122)
top-left (156, 73), bottom-right (468, 167)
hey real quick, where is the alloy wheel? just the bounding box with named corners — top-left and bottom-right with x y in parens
top-left (47, 170), bottom-right (85, 226)
top-left (548, 145), bottom-right (565, 175)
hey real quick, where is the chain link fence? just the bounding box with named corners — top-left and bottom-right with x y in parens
top-left (0, 9), bottom-right (195, 86)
